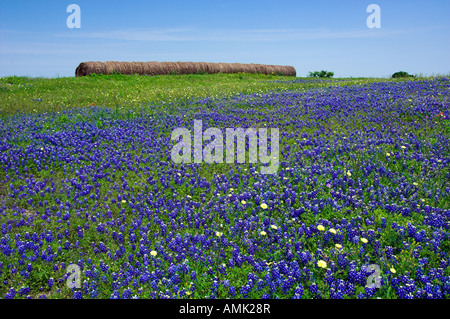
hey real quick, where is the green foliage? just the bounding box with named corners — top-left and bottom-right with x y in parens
top-left (57, 114), bottom-right (69, 123)
top-left (392, 71), bottom-right (415, 78)
top-left (308, 70), bottom-right (334, 78)
top-left (110, 69), bottom-right (122, 75)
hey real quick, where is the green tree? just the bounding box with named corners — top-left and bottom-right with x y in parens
top-left (308, 70), bottom-right (334, 78)
top-left (392, 71), bottom-right (414, 78)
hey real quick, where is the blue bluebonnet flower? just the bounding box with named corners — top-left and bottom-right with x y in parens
top-left (0, 78), bottom-right (449, 299)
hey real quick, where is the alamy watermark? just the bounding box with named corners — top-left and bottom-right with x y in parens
top-left (66, 264), bottom-right (81, 289)
top-left (66, 4), bottom-right (81, 29)
top-left (366, 4), bottom-right (381, 29)
top-left (170, 120), bottom-right (279, 174)
top-left (364, 264), bottom-right (382, 288)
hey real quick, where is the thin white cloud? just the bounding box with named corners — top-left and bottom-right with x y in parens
top-left (0, 26), bottom-right (445, 57)
top-left (1, 25), bottom-right (444, 45)
top-left (53, 26), bottom-right (441, 42)
top-left (0, 41), bottom-right (123, 55)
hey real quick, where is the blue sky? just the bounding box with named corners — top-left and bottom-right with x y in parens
top-left (0, 0), bottom-right (449, 78)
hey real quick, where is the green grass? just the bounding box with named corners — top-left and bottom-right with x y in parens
top-left (0, 73), bottom-right (413, 118)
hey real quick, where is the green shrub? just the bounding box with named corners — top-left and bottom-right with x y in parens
top-left (308, 70), bottom-right (334, 78)
top-left (392, 71), bottom-right (415, 78)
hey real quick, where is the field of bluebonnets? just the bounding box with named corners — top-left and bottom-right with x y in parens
top-left (0, 74), bottom-right (449, 299)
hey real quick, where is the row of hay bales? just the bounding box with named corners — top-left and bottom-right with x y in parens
top-left (75, 61), bottom-right (296, 77)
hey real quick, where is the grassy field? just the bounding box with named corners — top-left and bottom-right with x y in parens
top-left (0, 73), bottom-right (449, 299)
top-left (0, 73), bottom-right (407, 117)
